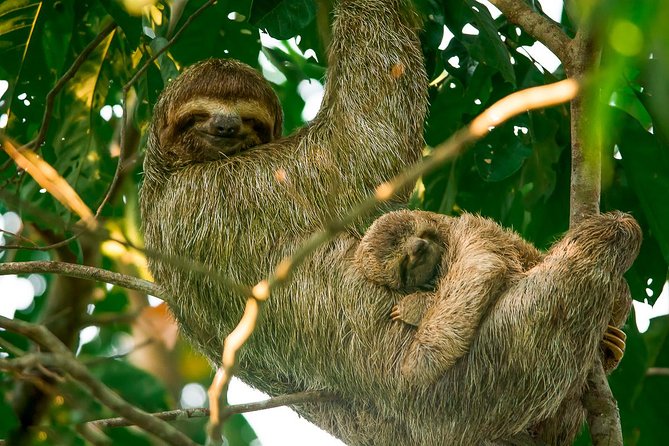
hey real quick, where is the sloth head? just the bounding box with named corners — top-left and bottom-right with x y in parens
top-left (149, 59), bottom-right (283, 168)
top-left (358, 211), bottom-right (447, 291)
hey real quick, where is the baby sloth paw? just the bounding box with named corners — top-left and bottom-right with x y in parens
top-left (390, 305), bottom-right (406, 322)
top-left (601, 325), bottom-right (626, 371)
top-left (389, 291), bottom-right (433, 327)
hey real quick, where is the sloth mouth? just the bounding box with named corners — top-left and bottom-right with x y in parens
top-left (197, 131), bottom-right (249, 155)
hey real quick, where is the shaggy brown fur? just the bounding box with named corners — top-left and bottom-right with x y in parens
top-left (354, 210), bottom-right (634, 444)
top-left (140, 0), bottom-right (641, 444)
top-left (355, 210), bottom-right (543, 384)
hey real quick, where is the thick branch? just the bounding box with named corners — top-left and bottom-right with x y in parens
top-left (0, 261), bottom-right (159, 298)
top-left (488, 0), bottom-right (571, 62)
top-left (89, 391), bottom-right (336, 429)
top-left (583, 361), bottom-right (623, 444)
top-left (0, 318), bottom-right (196, 446)
top-left (561, 8), bottom-right (621, 445)
top-left (568, 94), bottom-right (601, 224)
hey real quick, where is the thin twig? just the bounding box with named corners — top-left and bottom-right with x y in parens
top-left (88, 390), bottom-right (336, 429)
top-left (122, 0), bottom-right (217, 92)
top-left (488, 0), bottom-right (571, 63)
top-left (0, 318), bottom-right (197, 446)
top-left (80, 310), bottom-right (142, 327)
top-left (0, 261), bottom-right (159, 297)
top-left (647, 367), bottom-right (669, 376)
top-left (31, 22), bottom-right (117, 151)
top-left (206, 79), bottom-right (581, 436)
top-left (1, 224), bottom-right (251, 298)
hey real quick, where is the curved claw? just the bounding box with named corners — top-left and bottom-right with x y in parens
top-left (601, 324), bottom-right (626, 362)
top-left (602, 339), bottom-right (624, 361)
top-left (607, 325), bottom-right (626, 342)
top-left (390, 306), bottom-right (402, 321)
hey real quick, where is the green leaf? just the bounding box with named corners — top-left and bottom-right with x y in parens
top-left (474, 117), bottom-right (533, 182)
top-left (442, 0), bottom-right (515, 85)
top-left (41, 1), bottom-right (74, 77)
top-left (90, 360), bottom-right (171, 412)
top-left (168, 0), bottom-right (260, 67)
top-left (250, 0), bottom-right (317, 39)
top-left (0, 0), bottom-right (42, 114)
top-left (520, 110), bottom-right (564, 205)
top-left (98, 0), bottom-right (142, 48)
top-left (613, 109), bottom-right (669, 264)
top-left (464, 0), bottom-right (515, 85)
top-left (0, 0), bottom-right (41, 67)
top-left (149, 36), bottom-right (179, 85)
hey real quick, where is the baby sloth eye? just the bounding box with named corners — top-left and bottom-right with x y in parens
top-left (416, 228), bottom-right (438, 241)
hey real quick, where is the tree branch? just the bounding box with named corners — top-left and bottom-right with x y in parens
top-left (582, 360), bottom-right (623, 444)
top-left (647, 367), bottom-right (669, 376)
top-left (0, 261), bottom-right (159, 298)
top-left (488, 0), bottom-right (571, 63)
top-left (88, 390), bottom-right (336, 429)
top-left (0, 318), bottom-right (197, 446)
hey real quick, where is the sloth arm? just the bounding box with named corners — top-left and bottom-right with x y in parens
top-left (264, 0), bottom-right (427, 227)
top-left (465, 213), bottom-right (640, 432)
top-left (400, 230), bottom-right (510, 385)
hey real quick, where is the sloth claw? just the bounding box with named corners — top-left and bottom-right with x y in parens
top-left (390, 306), bottom-right (402, 321)
top-left (601, 324), bottom-right (626, 368)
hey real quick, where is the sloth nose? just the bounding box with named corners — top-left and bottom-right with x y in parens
top-left (410, 238), bottom-right (428, 256)
top-left (210, 114), bottom-right (241, 137)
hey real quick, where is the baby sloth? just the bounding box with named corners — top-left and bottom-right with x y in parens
top-left (356, 210), bottom-right (629, 384)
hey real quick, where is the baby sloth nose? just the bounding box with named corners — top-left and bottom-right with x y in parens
top-left (410, 238), bottom-right (428, 256)
top-left (210, 114), bottom-right (241, 137)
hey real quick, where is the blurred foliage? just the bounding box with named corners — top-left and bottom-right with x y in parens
top-left (0, 0), bottom-right (667, 444)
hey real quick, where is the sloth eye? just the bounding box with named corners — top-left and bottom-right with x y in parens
top-left (176, 112), bottom-right (208, 131)
top-left (417, 228), bottom-right (439, 243)
top-left (190, 112), bottom-right (209, 122)
top-left (243, 117), bottom-right (271, 142)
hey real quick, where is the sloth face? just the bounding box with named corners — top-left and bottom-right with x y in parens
top-left (397, 226), bottom-right (444, 290)
top-left (360, 213), bottom-right (446, 292)
top-left (150, 59), bottom-right (283, 167)
top-left (170, 97), bottom-right (276, 160)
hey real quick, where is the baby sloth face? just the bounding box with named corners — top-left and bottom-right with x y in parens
top-left (357, 211), bottom-right (447, 292)
top-left (399, 225), bottom-right (444, 290)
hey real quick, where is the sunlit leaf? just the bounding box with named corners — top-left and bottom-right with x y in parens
top-left (0, 0), bottom-right (42, 111)
top-left (99, 0), bottom-right (143, 47)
